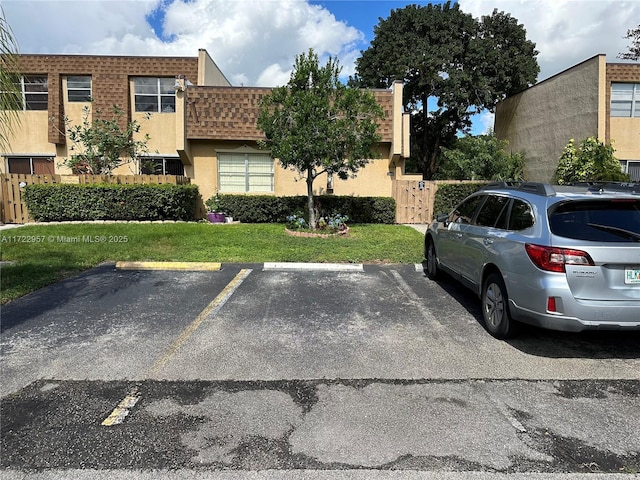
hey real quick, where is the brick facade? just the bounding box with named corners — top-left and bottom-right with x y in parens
top-left (16, 54), bottom-right (199, 145)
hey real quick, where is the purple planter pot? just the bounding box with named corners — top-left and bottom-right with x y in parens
top-left (207, 212), bottom-right (226, 223)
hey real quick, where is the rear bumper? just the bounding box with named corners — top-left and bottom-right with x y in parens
top-left (510, 301), bottom-right (640, 332)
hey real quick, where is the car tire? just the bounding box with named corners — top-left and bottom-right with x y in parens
top-left (425, 237), bottom-right (439, 280)
top-left (482, 273), bottom-right (516, 339)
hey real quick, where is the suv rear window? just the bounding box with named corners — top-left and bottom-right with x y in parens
top-left (549, 199), bottom-right (640, 242)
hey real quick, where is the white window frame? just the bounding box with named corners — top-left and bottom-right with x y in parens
top-left (133, 77), bottom-right (176, 113)
top-left (67, 75), bottom-right (92, 102)
top-left (620, 160), bottom-right (640, 182)
top-left (217, 150), bottom-right (274, 193)
top-left (11, 75), bottom-right (48, 111)
top-left (139, 156), bottom-right (184, 176)
top-left (5, 155), bottom-right (55, 174)
top-left (611, 83), bottom-right (639, 118)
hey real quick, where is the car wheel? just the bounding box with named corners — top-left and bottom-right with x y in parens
top-left (482, 273), bottom-right (516, 339)
top-left (425, 238), bottom-right (439, 280)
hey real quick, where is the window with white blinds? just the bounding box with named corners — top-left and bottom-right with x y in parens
top-left (611, 83), bottom-right (639, 118)
top-left (218, 153), bottom-right (274, 193)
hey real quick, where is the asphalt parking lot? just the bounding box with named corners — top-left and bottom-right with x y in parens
top-left (2, 262), bottom-right (639, 478)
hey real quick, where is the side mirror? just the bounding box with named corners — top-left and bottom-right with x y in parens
top-left (435, 213), bottom-right (449, 227)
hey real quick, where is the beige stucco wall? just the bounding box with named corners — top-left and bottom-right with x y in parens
top-left (198, 49), bottom-right (231, 87)
top-left (610, 117), bottom-right (640, 160)
top-left (495, 55), bottom-right (604, 182)
top-left (187, 141), bottom-right (398, 207)
top-left (133, 111), bottom-right (177, 155)
top-left (1, 111), bottom-right (55, 161)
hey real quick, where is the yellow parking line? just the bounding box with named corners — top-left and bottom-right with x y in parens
top-left (146, 268), bottom-right (252, 376)
top-left (101, 387), bottom-right (141, 426)
top-left (115, 261), bottom-right (222, 271)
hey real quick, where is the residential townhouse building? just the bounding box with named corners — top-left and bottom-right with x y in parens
top-left (495, 55), bottom-right (640, 182)
top-left (1, 49), bottom-right (412, 214)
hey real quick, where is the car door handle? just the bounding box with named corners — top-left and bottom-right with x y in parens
top-left (483, 238), bottom-right (494, 245)
top-left (455, 233), bottom-right (463, 239)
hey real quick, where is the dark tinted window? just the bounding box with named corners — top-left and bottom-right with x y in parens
top-left (140, 157), bottom-right (185, 176)
top-left (509, 200), bottom-right (534, 230)
top-left (449, 195), bottom-right (484, 225)
top-left (549, 199), bottom-right (640, 242)
top-left (476, 195), bottom-right (510, 228)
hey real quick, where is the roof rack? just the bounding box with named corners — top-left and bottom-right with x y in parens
top-left (481, 182), bottom-right (556, 196)
top-left (565, 182), bottom-right (640, 195)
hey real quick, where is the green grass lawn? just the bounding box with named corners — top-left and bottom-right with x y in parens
top-left (0, 223), bottom-right (424, 304)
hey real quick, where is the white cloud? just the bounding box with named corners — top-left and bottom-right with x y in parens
top-left (2, 0), bottom-right (363, 87)
top-left (458, 0), bottom-right (640, 82)
top-left (471, 111), bottom-right (495, 135)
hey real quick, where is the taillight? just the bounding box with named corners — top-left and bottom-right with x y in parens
top-left (525, 244), bottom-right (594, 273)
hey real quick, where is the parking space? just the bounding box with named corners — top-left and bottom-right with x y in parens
top-left (3, 262), bottom-right (640, 398)
top-left (2, 262), bottom-right (640, 475)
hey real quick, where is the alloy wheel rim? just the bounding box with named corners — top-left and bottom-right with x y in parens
top-left (427, 245), bottom-right (435, 275)
top-left (484, 283), bottom-right (504, 327)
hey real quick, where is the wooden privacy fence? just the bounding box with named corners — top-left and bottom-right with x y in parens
top-left (0, 174), bottom-right (191, 224)
top-left (76, 174), bottom-right (190, 185)
top-left (1, 173), bottom-right (61, 224)
top-left (392, 179), bottom-right (482, 224)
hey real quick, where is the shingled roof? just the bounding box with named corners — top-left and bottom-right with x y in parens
top-left (185, 86), bottom-right (394, 142)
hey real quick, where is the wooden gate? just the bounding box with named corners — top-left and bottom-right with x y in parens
top-left (1, 174), bottom-right (61, 224)
top-left (392, 179), bottom-right (433, 224)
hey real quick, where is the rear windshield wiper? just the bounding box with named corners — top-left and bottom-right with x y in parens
top-left (587, 223), bottom-right (640, 242)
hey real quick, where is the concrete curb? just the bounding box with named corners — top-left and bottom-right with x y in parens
top-left (263, 262), bottom-right (364, 272)
top-left (115, 261), bottom-right (222, 271)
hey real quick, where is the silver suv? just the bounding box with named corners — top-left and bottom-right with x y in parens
top-left (424, 182), bottom-right (640, 338)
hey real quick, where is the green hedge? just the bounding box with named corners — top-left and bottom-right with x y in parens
top-left (215, 194), bottom-right (396, 224)
top-left (23, 183), bottom-right (200, 222)
top-left (433, 183), bottom-right (486, 218)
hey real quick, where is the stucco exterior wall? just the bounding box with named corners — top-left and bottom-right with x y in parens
top-left (186, 141), bottom-right (396, 205)
top-left (611, 117), bottom-right (640, 160)
top-left (198, 49), bottom-right (231, 87)
top-left (606, 63), bottom-right (640, 162)
top-left (2, 111), bottom-right (54, 158)
top-left (495, 55), bottom-right (604, 182)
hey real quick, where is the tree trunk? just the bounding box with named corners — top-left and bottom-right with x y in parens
top-left (306, 171), bottom-right (316, 230)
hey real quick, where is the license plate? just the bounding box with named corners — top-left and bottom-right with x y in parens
top-left (624, 267), bottom-right (640, 284)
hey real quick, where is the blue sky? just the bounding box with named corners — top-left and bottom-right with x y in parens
top-left (3, 0), bottom-right (638, 134)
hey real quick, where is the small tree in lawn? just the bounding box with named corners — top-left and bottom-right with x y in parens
top-left (257, 49), bottom-right (384, 230)
top-left (57, 104), bottom-right (152, 175)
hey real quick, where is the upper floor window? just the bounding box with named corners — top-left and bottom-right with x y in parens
top-left (67, 76), bottom-right (92, 102)
top-left (9, 75), bottom-right (48, 111)
top-left (611, 83), bottom-right (639, 118)
top-left (133, 77), bottom-right (175, 113)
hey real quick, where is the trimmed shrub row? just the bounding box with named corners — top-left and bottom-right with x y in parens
top-left (433, 183), bottom-right (485, 218)
top-left (216, 194), bottom-right (396, 224)
top-left (23, 183), bottom-right (200, 222)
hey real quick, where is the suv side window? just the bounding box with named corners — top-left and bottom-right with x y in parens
top-left (509, 199), bottom-right (534, 230)
top-left (449, 195), bottom-right (484, 225)
top-left (475, 195), bottom-right (510, 228)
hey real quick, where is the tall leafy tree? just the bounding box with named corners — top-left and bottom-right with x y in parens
top-left (0, 5), bottom-right (22, 151)
top-left (257, 49), bottom-right (383, 229)
top-left (351, 1), bottom-right (539, 179)
top-left (618, 24), bottom-right (640, 61)
top-left (435, 132), bottom-right (524, 181)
